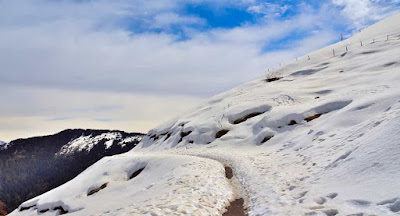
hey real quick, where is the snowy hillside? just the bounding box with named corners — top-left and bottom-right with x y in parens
top-left (11, 14), bottom-right (400, 216)
top-left (0, 129), bottom-right (143, 214)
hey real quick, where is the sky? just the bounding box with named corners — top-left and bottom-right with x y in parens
top-left (0, 0), bottom-right (399, 142)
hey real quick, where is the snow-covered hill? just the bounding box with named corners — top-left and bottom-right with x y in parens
top-left (0, 129), bottom-right (143, 214)
top-left (11, 14), bottom-right (400, 216)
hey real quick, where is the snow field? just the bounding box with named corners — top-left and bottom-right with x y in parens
top-left (13, 152), bottom-right (234, 216)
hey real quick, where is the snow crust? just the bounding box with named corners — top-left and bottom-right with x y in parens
top-left (11, 13), bottom-right (400, 216)
top-left (57, 132), bottom-right (142, 155)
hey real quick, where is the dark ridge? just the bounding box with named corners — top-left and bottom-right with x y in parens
top-left (178, 131), bottom-right (192, 143)
top-left (152, 134), bottom-right (160, 141)
top-left (9, 129), bottom-right (142, 144)
top-left (53, 206), bottom-right (69, 215)
top-left (288, 120), bottom-right (297, 125)
top-left (265, 77), bottom-right (282, 82)
top-left (129, 167), bottom-right (146, 180)
top-left (233, 112), bottom-right (264, 124)
top-left (87, 183), bottom-right (108, 196)
top-left (223, 198), bottom-right (246, 216)
top-left (260, 136), bottom-right (274, 144)
top-left (19, 205), bottom-right (36, 212)
top-left (39, 209), bottom-right (49, 213)
top-left (165, 132), bottom-right (172, 140)
top-left (215, 130), bottom-right (229, 138)
top-left (181, 131), bottom-right (192, 138)
top-left (304, 114), bottom-right (323, 122)
top-left (159, 131), bottom-right (172, 141)
top-left (225, 167), bottom-right (233, 179)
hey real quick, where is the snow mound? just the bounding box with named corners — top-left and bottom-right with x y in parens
top-left (11, 13), bottom-right (400, 216)
top-left (14, 152), bottom-right (233, 216)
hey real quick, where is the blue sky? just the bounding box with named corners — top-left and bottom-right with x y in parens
top-left (0, 0), bottom-right (399, 141)
top-left (123, 0), bottom-right (398, 46)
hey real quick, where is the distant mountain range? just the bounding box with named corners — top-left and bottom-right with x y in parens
top-left (0, 129), bottom-right (144, 214)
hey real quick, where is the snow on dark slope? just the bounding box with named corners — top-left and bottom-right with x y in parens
top-left (56, 131), bottom-right (142, 155)
top-left (0, 129), bottom-right (143, 214)
top-left (0, 140), bottom-right (8, 149)
top-left (11, 13), bottom-right (400, 216)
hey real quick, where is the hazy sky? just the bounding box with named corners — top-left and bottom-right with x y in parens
top-left (0, 0), bottom-right (399, 142)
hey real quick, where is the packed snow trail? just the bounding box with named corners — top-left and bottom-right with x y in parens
top-left (10, 13), bottom-right (400, 216)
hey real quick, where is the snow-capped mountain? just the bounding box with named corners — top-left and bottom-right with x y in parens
top-left (0, 140), bottom-right (7, 149)
top-left (57, 131), bottom-right (142, 155)
top-left (11, 14), bottom-right (400, 216)
top-left (0, 129), bottom-right (143, 214)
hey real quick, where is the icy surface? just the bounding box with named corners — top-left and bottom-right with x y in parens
top-left (11, 13), bottom-right (400, 216)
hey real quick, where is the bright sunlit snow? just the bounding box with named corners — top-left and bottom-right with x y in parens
top-left (11, 13), bottom-right (400, 216)
top-left (57, 132), bottom-right (142, 155)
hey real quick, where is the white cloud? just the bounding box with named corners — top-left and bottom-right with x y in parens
top-left (331, 0), bottom-right (400, 30)
top-left (0, 0), bottom-right (375, 140)
top-left (0, 2), bottom-right (334, 96)
top-left (151, 13), bottom-right (205, 28)
top-left (246, 2), bottom-right (290, 18)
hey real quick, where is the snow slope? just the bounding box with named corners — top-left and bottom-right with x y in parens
top-left (11, 13), bottom-right (400, 216)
